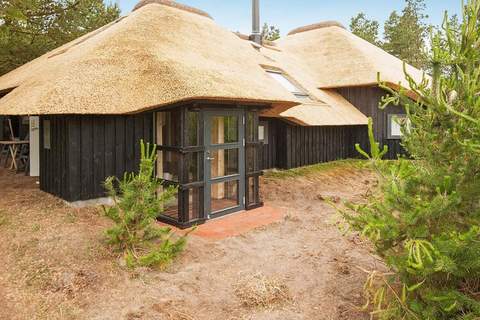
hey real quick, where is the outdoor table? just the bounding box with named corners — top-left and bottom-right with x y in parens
top-left (0, 141), bottom-right (29, 170)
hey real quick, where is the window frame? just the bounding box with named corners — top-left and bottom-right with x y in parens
top-left (258, 120), bottom-right (268, 145)
top-left (43, 119), bottom-right (51, 150)
top-left (387, 113), bottom-right (408, 140)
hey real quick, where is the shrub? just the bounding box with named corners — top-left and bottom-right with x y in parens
top-left (103, 140), bottom-right (188, 269)
top-left (341, 1), bottom-right (480, 319)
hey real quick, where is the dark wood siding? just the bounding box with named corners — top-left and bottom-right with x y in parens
top-left (259, 119), bottom-right (279, 170)
top-left (40, 113), bottom-right (153, 202)
top-left (336, 86), bottom-right (406, 159)
top-left (0, 116), bottom-right (4, 140)
top-left (40, 116), bottom-right (69, 199)
top-left (260, 118), bottom-right (368, 170)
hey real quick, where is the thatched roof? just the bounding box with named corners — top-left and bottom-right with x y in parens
top-left (278, 90), bottom-right (368, 126)
top-left (133, 0), bottom-right (212, 18)
top-left (277, 24), bottom-right (426, 90)
top-left (288, 21), bottom-right (345, 36)
top-left (0, 2), bottom-right (296, 115)
top-left (257, 44), bottom-right (368, 126)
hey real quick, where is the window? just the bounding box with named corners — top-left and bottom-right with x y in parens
top-left (258, 121), bottom-right (268, 144)
top-left (156, 110), bottom-right (181, 146)
top-left (266, 70), bottom-right (312, 101)
top-left (387, 114), bottom-right (409, 139)
top-left (43, 120), bottom-right (51, 149)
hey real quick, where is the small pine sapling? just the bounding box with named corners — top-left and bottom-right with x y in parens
top-left (103, 140), bottom-right (188, 269)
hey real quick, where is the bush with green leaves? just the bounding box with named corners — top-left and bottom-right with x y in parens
top-left (103, 140), bottom-right (188, 269)
top-left (342, 1), bottom-right (480, 319)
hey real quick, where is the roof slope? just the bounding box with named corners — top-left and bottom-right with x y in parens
top-left (257, 42), bottom-right (368, 126)
top-left (0, 2), bottom-right (296, 115)
top-left (277, 25), bottom-right (426, 90)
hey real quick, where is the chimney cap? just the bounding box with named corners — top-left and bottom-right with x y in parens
top-left (251, 0), bottom-right (262, 45)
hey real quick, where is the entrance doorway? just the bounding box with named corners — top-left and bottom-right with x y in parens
top-left (155, 104), bottom-right (262, 228)
top-left (204, 111), bottom-right (245, 218)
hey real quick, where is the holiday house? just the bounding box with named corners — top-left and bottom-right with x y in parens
top-left (0, 0), bottom-right (424, 227)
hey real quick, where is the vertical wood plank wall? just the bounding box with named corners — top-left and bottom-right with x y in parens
top-left (336, 86), bottom-right (406, 159)
top-left (260, 118), bottom-right (368, 170)
top-left (40, 113), bottom-right (153, 202)
top-left (0, 116), bottom-right (4, 140)
top-left (259, 118), bottom-right (279, 170)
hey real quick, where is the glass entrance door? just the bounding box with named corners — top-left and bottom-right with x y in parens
top-left (204, 111), bottom-right (245, 218)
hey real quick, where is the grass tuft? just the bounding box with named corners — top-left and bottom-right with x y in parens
top-left (234, 272), bottom-right (292, 309)
top-left (263, 159), bottom-right (365, 179)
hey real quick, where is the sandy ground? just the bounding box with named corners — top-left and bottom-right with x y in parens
top-left (0, 162), bottom-right (383, 320)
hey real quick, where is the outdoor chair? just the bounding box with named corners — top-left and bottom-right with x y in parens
top-left (16, 142), bottom-right (29, 175)
top-left (0, 144), bottom-right (8, 167)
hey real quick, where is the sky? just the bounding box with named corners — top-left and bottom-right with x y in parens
top-left (114, 0), bottom-right (461, 36)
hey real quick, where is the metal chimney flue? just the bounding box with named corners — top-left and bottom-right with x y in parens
top-left (250, 0), bottom-right (262, 45)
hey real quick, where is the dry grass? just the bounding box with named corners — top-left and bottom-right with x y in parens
top-left (150, 301), bottom-right (197, 320)
top-left (0, 165), bottom-right (378, 320)
top-left (234, 272), bottom-right (293, 309)
top-left (263, 159), bottom-right (365, 179)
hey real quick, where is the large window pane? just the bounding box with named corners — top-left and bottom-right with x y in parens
top-left (187, 187), bottom-right (203, 221)
top-left (211, 116), bottom-right (238, 144)
top-left (210, 149), bottom-right (239, 178)
top-left (187, 111), bottom-right (200, 146)
top-left (160, 188), bottom-right (179, 221)
top-left (211, 180), bottom-right (239, 213)
top-left (185, 152), bottom-right (203, 183)
top-left (246, 112), bottom-right (256, 142)
top-left (157, 151), bottom-right (179, 182)
top-left (156, 110), bottom-right (181, 146)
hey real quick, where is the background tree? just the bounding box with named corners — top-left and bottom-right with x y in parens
top-left (261, 22), bottom-right (280, 41)
top-left (342, 0), bottom-right (480, 318)
top-left (382, 0), bottom-right (430, 69)
top-left (0, 0), bottom-right (120, 76)
top-left (350, 12), bottom-right (381, 46)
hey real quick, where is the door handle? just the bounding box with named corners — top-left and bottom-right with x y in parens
top-left (206, 157), bottom-right (215, 161)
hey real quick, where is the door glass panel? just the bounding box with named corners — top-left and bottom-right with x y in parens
top-left (210, 148), bottom-right (239, 178)
top-left (211, 180), bottom-right (239, 212)
top-left (246, 145), bottom-right (258, 173)
top-left (211, 116), bottom-right (238, 144)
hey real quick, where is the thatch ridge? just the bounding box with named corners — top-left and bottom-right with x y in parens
top-left (288, 21), bottom-right (345, 36)
top-left (133, 0), bottom-right (212, 19)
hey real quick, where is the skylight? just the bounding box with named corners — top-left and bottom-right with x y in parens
top-left (266, 71), bottom-right (302, 93)
top-left (266, 70), bottom-right (312, 101)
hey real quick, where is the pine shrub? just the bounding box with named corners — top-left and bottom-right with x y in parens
top-left (342, 1), bottom-right (480, 319)
top-left (103, 140), bottom-right (188, 269)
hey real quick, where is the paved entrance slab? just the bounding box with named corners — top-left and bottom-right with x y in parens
top-left (164, 205), bottom-right (285, 240)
